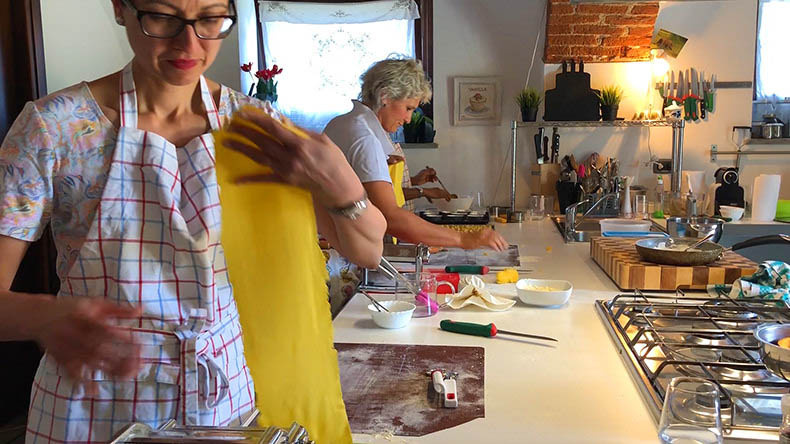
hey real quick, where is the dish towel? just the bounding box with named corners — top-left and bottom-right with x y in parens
top-left (708, 260), bottom-right (790, 304)
top-left (447, 276), bottom-right (516, 311)
top-left (214, 107), bottom-right (352, 443)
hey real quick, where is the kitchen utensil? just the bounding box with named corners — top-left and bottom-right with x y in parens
top-left (666, 216), bottom-right (723, 243)
top-left (515, 278), bottom-right (572, 307)
top-left (534, 133), bottom-right (543, 164)
top-left (433, 172), bottom-right (452, 197)
top-left (752, 174), bottom-right (782, 221)
top-left (542, 135), bottom-right (550, 163)
top-left (599, 218), bottom-right (652, 234)
top-left (368, 300), bottom-right (416, 329)
top-left (657, 377), bottom-right (723, 444)
top-left (445, 265), bottom-right (490, 274)
top-left (707, 74), bottom-right (716, 112)
top-left (439, 320), bottom-right (558, 342)
top-left (678, 232), bottom-right (715, 251)
top-left (634, 234), bottom-right (790, 266)
top-left (401, 272), bottom-right (456, 317)
top-left (699, 71), bottom-right (707, 120)
top-left (550, 127), bottom-right (560, 163)
top-left (689, 68), bottom-right (700, 121)
top-left (718, 205), bottom-right (744, 221)
top-left (378, 257), bottom-right (422, 295)
top-left (754, 323), bottom-right (790, 381)
top-left (360, 290), bottom-right (389, 312)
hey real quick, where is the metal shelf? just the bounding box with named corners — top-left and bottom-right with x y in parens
top-left (514, 119), bottom-right (672, 128)
top-left (748, 138), bottom-right (790, 145)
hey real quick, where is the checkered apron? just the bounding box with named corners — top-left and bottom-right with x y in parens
top-left (26, 63), bottom-right (255, 443)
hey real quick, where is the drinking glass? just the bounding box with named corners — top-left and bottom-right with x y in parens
top-left (634, 194), bottom-right (648, 219)
top-left (527, 195), bottom-right (554, 220)
top-left (400, 273), bottom-right (456, 318)
top-left (658, 377), bottom-right (723, 444)
top-left (471, 192), bottom-right (485, 211)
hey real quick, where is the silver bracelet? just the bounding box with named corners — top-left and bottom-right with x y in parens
top-left (328, 192), bottom-right (369, 220)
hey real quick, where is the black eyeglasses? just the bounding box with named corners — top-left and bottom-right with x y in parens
top-left (121, 0), bottom-right (237, 40)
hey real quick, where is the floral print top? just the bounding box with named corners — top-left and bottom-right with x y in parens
top-left (0, 81), bottom-right (258, 278)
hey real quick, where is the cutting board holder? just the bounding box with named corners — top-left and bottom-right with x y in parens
top-left (590, 236), bottom-right (758, 291)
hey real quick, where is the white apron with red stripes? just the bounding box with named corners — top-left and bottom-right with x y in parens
top-left (26, 63), bottom-right (255, 443)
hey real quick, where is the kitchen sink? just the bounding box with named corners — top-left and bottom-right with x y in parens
top-left (551, 216), bottom-right (665, 242)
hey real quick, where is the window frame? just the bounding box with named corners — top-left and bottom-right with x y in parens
top-left (253, 0), bottom-right (434, 118)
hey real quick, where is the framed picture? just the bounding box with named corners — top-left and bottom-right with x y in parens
top-left (453, 76), bottom-right (502, 126)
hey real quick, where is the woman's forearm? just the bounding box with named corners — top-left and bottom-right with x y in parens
top-left (402, 187), bottom-right (422, 201)
top-left (314, 201), bottom-right (386, 269)
top-left (0, 291), bottom-right (55, 341)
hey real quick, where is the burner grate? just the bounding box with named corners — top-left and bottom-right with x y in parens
top-left (597, 290), bottom-right (790, 442)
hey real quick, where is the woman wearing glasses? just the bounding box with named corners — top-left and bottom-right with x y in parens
top-left (0, 0), bottom-right (385, 441)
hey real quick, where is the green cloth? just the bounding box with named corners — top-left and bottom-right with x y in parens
top-left (708, 261), bottom-right (790, 303)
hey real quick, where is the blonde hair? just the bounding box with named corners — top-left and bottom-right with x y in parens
top-left (359, 58), bottom-right (432, 111)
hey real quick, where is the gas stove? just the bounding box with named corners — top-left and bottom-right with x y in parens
top-left (596, 291), bottom-right (790, 442)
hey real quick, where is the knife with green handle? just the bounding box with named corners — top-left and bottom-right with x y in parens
top-left (444, 265), bottom-right (489, 274)
top-left (439, 320), bottom-right (558, 342)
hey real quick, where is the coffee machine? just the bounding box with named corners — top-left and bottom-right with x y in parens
top-left (711, 167), bottom-right (745, 215)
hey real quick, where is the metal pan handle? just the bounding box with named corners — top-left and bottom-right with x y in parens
top-left (731, 234), bottom-right (790, 251)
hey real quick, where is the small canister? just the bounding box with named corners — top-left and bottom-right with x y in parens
top-left (762, 114), bottom-right (785, 139)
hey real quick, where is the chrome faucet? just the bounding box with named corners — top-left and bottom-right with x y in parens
top-left (564, 192), bottom-right (620, 241)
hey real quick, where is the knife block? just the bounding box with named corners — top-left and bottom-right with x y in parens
top-left (529, 164), bottom-right (561, 212)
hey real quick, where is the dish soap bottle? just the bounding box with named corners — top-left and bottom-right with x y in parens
top-left (781, 393), bottom-right (790, 443)
top-left (652, 175), bottom-right (665, 218)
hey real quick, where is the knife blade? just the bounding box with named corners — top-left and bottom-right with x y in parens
top-left (542, 135), bottom-right (549, 163)
top-left (536, 127), bottom-right (545, 164)
top-left (699, 70), bottom-right (707, 120)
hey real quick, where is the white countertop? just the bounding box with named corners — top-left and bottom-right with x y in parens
top-left (333, 219), bottom-right (660, 443)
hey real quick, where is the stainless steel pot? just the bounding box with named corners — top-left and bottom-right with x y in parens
top-left (754, 323), bottom-right (790, 381)
top-left (666, 216), bottom-right (724, 243)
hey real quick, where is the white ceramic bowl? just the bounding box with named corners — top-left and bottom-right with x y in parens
top-left (433, 196), bottom-right (474, 212)
top-left (367, 300), bottom-right (416, 329)
top-left (516, 279), bottom-right (572, 307)
top-left (719, 205), bottom-right (744, 221)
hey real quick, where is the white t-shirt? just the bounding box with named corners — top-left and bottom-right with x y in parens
top-left (324, 100), bottom-right (395, 184)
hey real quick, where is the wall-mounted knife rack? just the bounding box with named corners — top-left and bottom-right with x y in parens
top-left (654, 81), bottom-right (753, 89)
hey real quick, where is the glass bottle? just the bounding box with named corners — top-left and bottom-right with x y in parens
top-left (652, 175), bottom-right (665, 218)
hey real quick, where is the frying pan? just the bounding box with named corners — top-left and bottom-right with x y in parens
top-left (754, 323), bottom-right (790, 381)
top-left (634, 234), bottom-right (790, 266)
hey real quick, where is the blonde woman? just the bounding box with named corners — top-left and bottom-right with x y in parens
top-left (325, 58), bottom-right (506, 250)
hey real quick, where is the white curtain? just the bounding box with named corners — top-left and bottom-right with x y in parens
top-left (755, 0), bottom-right (790, 100)
top-left (259, 0), bottom-right (419, 24)
top-left (257, 1), bottom-right (418, 131)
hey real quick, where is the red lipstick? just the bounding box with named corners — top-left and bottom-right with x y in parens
top-left (168, 59), bottom-right (198, 70)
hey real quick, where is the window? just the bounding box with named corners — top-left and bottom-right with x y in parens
top-left (247, 0), bottom-right (431, 132)
top-left (755, 0), bottom-right (790, 100)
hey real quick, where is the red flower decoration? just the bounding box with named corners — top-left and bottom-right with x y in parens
top-left (240, 62), bottom-right (253, 72)
top-left (271, 64), bottom-right (283, 76)
top-left (255, 69), bottom-right (268, 79)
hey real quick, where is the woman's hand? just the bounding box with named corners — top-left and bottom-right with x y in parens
top-left (460, 228), bottom-right (508, 251)
top-left (422, 187), bottom-right (454, 202)
top-left (36, 298), bottom-right (142, 381)
top-left (225, 109), bottom-right (366, 209)
top-left (411, 166), bottom-right (437, 186)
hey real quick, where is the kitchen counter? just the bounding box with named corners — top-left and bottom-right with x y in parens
top-left (333, 219), bottom-right (660, 443)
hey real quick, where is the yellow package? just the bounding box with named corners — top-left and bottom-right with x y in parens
top-left (214, 111), bottom-right (352, 443)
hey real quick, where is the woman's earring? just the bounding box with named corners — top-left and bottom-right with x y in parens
top-left (115, 16), bottom-right (125, 25)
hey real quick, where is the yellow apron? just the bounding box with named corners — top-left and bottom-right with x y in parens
top-left (388, 160), bottom-right (406, 208)
top-left (213, 112), bottom-right (352, 444)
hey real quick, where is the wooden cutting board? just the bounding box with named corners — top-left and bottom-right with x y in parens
top-left (590, 237), bottom-right (758, 291)
top-left (336, 343), bottom-right (485, 437)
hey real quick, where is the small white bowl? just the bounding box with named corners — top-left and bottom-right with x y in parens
top-left (516, 279), bottom-right (572, 307)
top-left (719, 205), bottom-right (744, 221)
top-left (433, 196), bottom-right (474, 212)
top-left (367, 300), bottom-right (416, 329)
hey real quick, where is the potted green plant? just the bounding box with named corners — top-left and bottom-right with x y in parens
top-left (403, 108), bottom-right (435, 143)
top-left (515, 87), bottom-right (542, 122)
top-left (596, 85), bottom-right (623, 121)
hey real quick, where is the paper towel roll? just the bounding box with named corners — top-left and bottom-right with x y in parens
top-left (752, 174), bottom-right (782, 221)
top-left (681, 171), bottom-right (706, 195)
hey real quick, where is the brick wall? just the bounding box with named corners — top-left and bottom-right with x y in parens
top-left (544, 0), bottom-right (659, 63)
